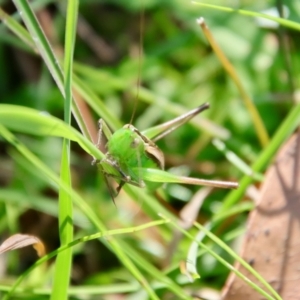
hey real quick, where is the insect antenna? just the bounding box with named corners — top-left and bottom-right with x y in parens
top-left (128, 2), bottom-right (147, 214)
top-left (129, 2), bottom-right (145, 125)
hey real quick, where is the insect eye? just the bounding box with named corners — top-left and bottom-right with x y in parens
top-left (131, 138), bottom-right (140, 148)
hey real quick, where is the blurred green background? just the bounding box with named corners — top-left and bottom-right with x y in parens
top-left (0, 0), bottom-right (299, 299)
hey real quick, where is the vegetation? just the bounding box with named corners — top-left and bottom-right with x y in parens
top-left (0, 0), bottom-right (299, 299)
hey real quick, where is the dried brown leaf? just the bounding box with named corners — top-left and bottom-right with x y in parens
top-left (222, 132), bottom-right (300, 300)
top-left (0, 234), bottom-right (45, 257)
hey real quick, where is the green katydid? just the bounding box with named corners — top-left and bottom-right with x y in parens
top-left (95, 103), bottom-right (238, 203)
top-left (93, 6), bottom-right (238, 203)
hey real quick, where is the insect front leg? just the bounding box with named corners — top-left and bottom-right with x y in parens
top-left (100, 156), bottom-right (146, 194)
top-left (92, 119), bottom-right (114, 165)
top-left (100, 157), bottom-right (132, 195)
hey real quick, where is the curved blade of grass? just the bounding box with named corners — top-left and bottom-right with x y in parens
top-left (0, 104), bottom-right (239, 192)
top-left (160, 214), bottom-right (281, 300)
top-left (0, 155), bottom-right (188, 299)
top-left (0, 7), bottom-right (121, 141)
top-left (191, 221), bottom-right (281, 300)
top-left (0, 188), bottom-right (89, 225)
top-left (0, 104), bottom-right (188, 220)
top-left (161, 201), bottom-right (254, 283)
top-left (3, 219), bottom-right (169, 300)
top-left (192, 2), bottom-right (300, 31)
top-left (0, 104), bottom-right (102, 159)
top-left (0, 124), bottom-right (193, 299)
top-left (212, 201), bottom-right (255, 224)
top-left (212, 138), bottom-right (264, 181)
top-left (0, 126), bottom-right (160, 300)
top-left (0, 7), bottom-right (35, 50)
top-left (2, 219), bottom-right (168, 300)
top-left (221, 102), bottom-right (300, 212)
top-left (12, 0), bottom-right (64, 95)
top-left (119, 241), bottom-right (194, 300)
top-left (0, 284), bottom-right (140, 297)
top-left (11, 0), bottom-right (91, 141)
top-left (189, 103), bottom-right (300, 289)
top-left (1, 2), bottom-right (228, 143)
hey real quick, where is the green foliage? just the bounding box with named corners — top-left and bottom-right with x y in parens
top-left (0, 0), bottom-right (299, 299)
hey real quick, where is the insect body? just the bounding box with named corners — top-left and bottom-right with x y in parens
top-left (96, 103), bottom-right (216, 199)
top-left (101, 123), bottom-right (164, 192)
top-left (95, 102), bottom-right (239, 204)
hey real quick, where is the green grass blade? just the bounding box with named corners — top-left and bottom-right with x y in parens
top-left (2, 219), bottom-right (168, 300)
top-left (0, 104), bottom-right (175, 220)
top-left (50, 1), bottom-right (78, 299)
top-left (120, 242), bottom-right (194, 300)
top-left (212, 138), bottom-right (264, 181)
top-left (12, 0), bottom-right (64, 95)
top-left (192, 2), bottom-right (300, 31)
top-left (10, 1), bottom-right (91, 142)
top-left (212, 202), bottom-right (254, 223)
top-left (191, 103), bottom-right (300, 291)
top-left (190, 222), bottom-right (282, 300)
top-left (52, 143), bottom-right (73, 300)
top-left (221, 102), bottom-right (300, 212)
top-left (161, 215), bottom-right (281, 300)
top-left (0, 284), bottom-right (140, 297)
top-left (63, 0), bottom-right (78, 124)
top-left (2, 219), bottom-right (169, 299)
top-left (0, 126), bottom-right (160, 300)
top-left (0, 105), bottom-right (237, 193)
top-left (0, 104), bottom-right (103, 159)
top-left (0, 7), bottom-right (35, 50)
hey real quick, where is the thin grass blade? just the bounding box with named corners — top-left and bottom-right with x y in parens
top-left (0, 126), bottom-right (160, 300)
top-left (51, 1), bottom-right (78, 298)
top-left (192, 2), bottom-right (300, 31)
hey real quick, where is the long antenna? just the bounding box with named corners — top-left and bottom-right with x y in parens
top-left (129, 2), bottom-right (145, 125)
